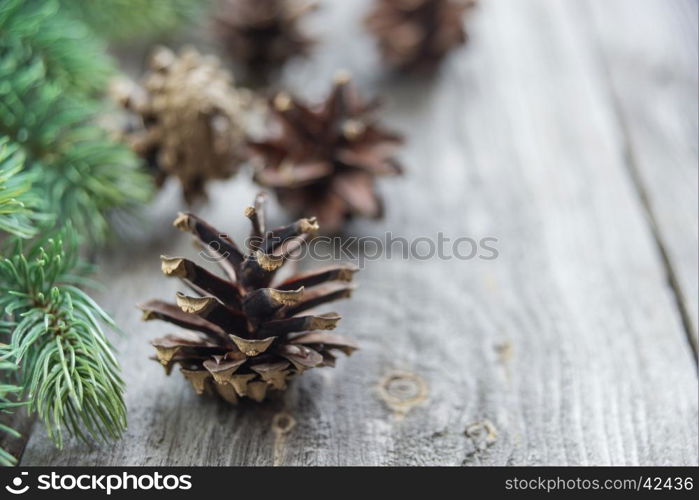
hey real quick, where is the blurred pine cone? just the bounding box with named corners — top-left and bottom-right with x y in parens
top-left (214, 0), bottom-right (316, 81)
top-left (140, 193), bottom-right (359, 403)
top-left (365, 0), bottom-right (476, 73)
top-left (249, 74), bottom-right (403, 233)
top-left (113, 47), bottom-right (252, 203)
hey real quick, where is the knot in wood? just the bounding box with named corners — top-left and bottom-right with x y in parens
top-left (378, 372), bottom-right (428, 418)
top-left (272, 412), bottom-right (296, 435)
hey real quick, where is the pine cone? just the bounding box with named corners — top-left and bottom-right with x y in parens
top-left (140, 193), bottom-right (359, 403)
top-left (214, 0), bottom-right (316, 81)
top-left (249, 74), bottom-right (403, 233)
top-left (365, 0), bottom-right (476, 73)
top-left (113, 47), bottom-right (252, 203)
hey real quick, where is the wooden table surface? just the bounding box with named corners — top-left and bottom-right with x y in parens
top-left (18, 0), bottom-right (699, 465)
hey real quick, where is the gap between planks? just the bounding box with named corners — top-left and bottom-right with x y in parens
top-left (580, 1), bottom-right (699, 363)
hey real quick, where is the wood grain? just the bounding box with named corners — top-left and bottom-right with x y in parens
top-left (583, 0), bottom-right (699, 348)
top-left (20, 0), bottom-right (698, 465)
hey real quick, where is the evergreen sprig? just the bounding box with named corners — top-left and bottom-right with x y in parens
top-left (0, 0), bottom-right (153, 242)
top-left (60, 0), bottom-right (207, 42)
top-left (0, 231), bottom-right (126, 448)
top-left (0, 0), bottom-right (112, 96)
top-left (0, 0), bottom-right (194, 464)
top-left (0, 138), bottom-right (43, 239)
top-left (0, 360), bottom-right (24, 466)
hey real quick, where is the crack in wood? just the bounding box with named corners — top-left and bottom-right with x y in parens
top-left (272, 412), bottom-right (296, 466)
top-left (581, 0), bottom-right (699, 363)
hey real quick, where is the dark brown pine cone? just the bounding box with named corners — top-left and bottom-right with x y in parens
top-left (214, 0), bottom-right (316, 81)
top-left (365, 0), bottom-right (476, 73)
top-left (249, 74), bottom-right (403, 233)
top-left (112, 47), bottom-right (253, 204)
top-left (140, 193), bottom-right (359, 403)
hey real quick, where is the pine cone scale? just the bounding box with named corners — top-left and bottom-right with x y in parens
top-left (254, 160), bottom-right (334, 188)
top-left (286, 282), bottom-right (355, 316)
top-left (175, 293), bottom-right (249, 335)
top-left (174, 212), bottom-right (245, 274)
top-left (275, 264), bottom-right (358, 289)
top-left (330, 170), bottom-right (382, 218)
top-left (141, 300), bottom-right (229, 341)
top-left (160, 256), bottom-right (244, 307)
top-left (290, 332), bottom-right (359, 355)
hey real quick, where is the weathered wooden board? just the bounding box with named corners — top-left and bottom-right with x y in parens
top-left (20, 0), bottom-right (698, 465)
top-left (583, 0), bottom-right (699, 349)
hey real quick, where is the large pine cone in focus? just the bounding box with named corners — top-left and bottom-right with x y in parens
top-left (140, 193), bottom-right (359, 403)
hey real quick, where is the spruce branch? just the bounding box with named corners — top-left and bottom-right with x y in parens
top-left (0, 13), bottom-right (153, 243)
top-left (59, 0), bottom-right (207, 42)
top-left (0, 156), bottom-right (47, 480)
top-left (0, 138), bottom-right (45, 239)
top-left (0, 231), bottom-right (127, 448)
top-left (0, 0), bottom-right (150, 462)
top-left (0, 359), bottom-right (23, 466)
top-left (0, 0), bottom-right (112, 96)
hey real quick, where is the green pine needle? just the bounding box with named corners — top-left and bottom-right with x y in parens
top-left (59, 0), bottom-right (207, 42)
top-left (0, 0), bottom-right (154, 243)
top-left (0, 359), bottom-right (24, 466)
top-left (0, 0), bottom-right (193, 463)
top-left (0, 138), bottom-right (47, 239)
top-left (0, 0), bottom-right (113, 95)
top-left (0, 231), bottom-right (127, 449)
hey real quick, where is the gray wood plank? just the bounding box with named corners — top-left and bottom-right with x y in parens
top-left (583, 0), bottom-right (699, 350)
top-left (0, 409), bottom-right (34, 465)
top-left (21, 0), bottom-right (697, 465)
